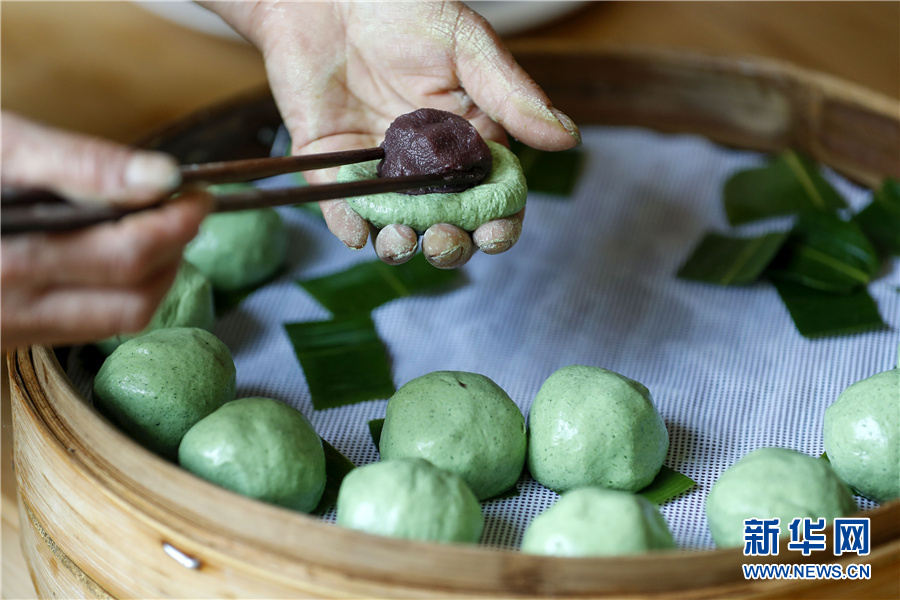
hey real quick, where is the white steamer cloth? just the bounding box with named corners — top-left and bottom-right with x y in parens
top-left (74, 126), bottom-right (898, 551)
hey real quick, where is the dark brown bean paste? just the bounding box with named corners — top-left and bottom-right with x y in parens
top-left (378, 108), bottom-right (492, 195)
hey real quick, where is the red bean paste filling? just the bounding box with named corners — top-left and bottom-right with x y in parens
top-left (377, 108), bottom-right (493, 195)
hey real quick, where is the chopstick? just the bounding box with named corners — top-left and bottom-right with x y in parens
top-left (1, 171), bottom-right (464, 235)
top-left (179, 146), bottom-right (385, 186)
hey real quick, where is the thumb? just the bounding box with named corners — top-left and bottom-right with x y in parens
top-left (451, 7), bottom-right (581, 151)
top-left (1, 112), bottom-right (181, 207)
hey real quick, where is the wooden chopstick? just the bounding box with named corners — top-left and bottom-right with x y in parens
top-left (179, 147), bottom-right (385, 186)
top-left (0, 172), bottom-right (463, 234)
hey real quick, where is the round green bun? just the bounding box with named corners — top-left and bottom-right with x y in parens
top-left (336, 457), bottom-right (483, 543)
top-left (521, 487), bottom-right (675, 557)
top-left (379, 371), bottom-right (526, 500)
top-left (179, 397), bottom-right (326, 513)
top-left (705, 447), bottom-right (857, 548)
top-left (184, 208), bottom-right (286, 291)
top-left (527, 365), bottom-right (669, 493)
top-left (338, 141), bottom-right (527, 232)
top-left (94, 261), bottom-right (215, 355)
top-left (92, 327), bottom-right (235, 459)
top-left (824, 369), bottom-right (899, 503)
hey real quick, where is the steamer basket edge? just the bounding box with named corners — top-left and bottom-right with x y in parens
top-left (9, 47), bottom-right (900, 599)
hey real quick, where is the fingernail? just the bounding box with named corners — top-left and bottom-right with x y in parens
top-left (479, 239), bottom-right (513, 255)
top-left (125, 152), bottom-right (181, 193)
top-left (550, 107), bottom-right (582, 146)
top-left (428, 245), bottom-right (463, 269)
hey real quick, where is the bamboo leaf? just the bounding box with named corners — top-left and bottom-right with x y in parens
top-left (724, 151), bottom-right (847, 225)
top-left (368, 418), bottom-right (385, 451)
top-left (299, 254), bottom-right (461, 317)
top-left (854, 178), bottom-right (900, 256)
top-left (284, 315), bottom-right (396, 410)
top-left (638, 466), bottom-right (696, 505)
top-left (510, 140), bottom-right (583, 197)
top-left (313, 438), bottom-right (356, 514)
top-left (773, 280), bottom-right (886, 338)
top-left (766, 212), bottom-right (881, 292)
top-left (677, 231), bottom-right (789, 285)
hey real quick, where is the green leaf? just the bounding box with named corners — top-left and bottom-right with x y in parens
top-left (284, 315), bottom-right (396, 410)
top-left (638, 466), bottom-right (696, 505)
top-left (766, 212), bottom-right (881, 293)
top-left (298, 254), bottom-right (461, 317)
top-left (773, 280), bottom-right (886, 338)
top-left (313, 438), bottom-right (356, 514)
top-left (854, 178), bottom-right (900, 256)
top-left (723, 151), bottom-right (847, 225)
top-left (368, 418), bottom-right (385, 451)
top-left (510, 140), bottom-right (583, 197)
top-left (677, 231), bottom-right (789, 285)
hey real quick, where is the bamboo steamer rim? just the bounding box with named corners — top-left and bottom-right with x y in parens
top-left (10, 46), bottom-right (900, 598)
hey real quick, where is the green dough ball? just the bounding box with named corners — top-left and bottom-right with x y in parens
top-left (94, 261), bottom-right (215, 355)
top-left (527, 365), bottom-right (669, 493)
top-left (521, 487), bottom-right (675, 557)
top-left (824, 369), bottom-right (899, 503)
top-left (336, 457), bottom-right (483, 543)
top-left (379, 371), bottom-right (526, 500)
top-left (179, 397), bottom-right (326, 513)
top-left (705, 447), bottom-right (857, 548)
top-left (338, 141), bottom-right (527, 232)
top-left (184, 208), bottom-right (286, 291)
top-left (93, 328), bottom-right (236, 459)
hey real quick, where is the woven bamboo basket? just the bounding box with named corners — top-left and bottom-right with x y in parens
top-left (9, 47), bottom-right (900, 599)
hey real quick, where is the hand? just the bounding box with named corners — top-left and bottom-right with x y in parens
top-left (1, 113), bottom-right (211, 349)
top-left (207, 1), bottom-right (580, 268)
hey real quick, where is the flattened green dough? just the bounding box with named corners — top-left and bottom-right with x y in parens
top-left (336, 457), bottom-right (483, 543)
top-left (705, 447), bottom-right (856, 548)
top-left (338, 141), bottom-right (527, 232)
top-left (521, 487), bottom-right (675, 557)
top-left (179, 397), bottom-right (326, 513)
top-left (379, 371), bottom-right (526, 500)
top-left (92, 328), bottom-right (236, 459)
top-left (527, 365), bottom-right (669, 493)
top-left (95, 261), bottom-right (215, 355)
top-left (824, 369), bottom-right (899, 503)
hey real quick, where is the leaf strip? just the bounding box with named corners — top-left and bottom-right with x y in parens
top-left (638, 466), bottom-right (696, 505)
top-left (784, 151), bottom-right (826, 210)
top-left (677, 231), bottom-right (789, 285)
top-left (284, 315), bottom-right (396, 410)
top-left (855, 178), bottom-right (900, 256)
top-left (313, 438), bottom-right (356, 514)
top-left (773, 280), bottom-right (885, 338)
top-left (299, 254), bottom-right (461, 317)
top-left (368, 418), bottom-right (385, 451)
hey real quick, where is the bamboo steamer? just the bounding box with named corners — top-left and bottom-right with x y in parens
top-left (9, 47), bottom-right (900, 599)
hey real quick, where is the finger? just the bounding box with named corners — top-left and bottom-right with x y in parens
top-left (1, 192), bottom-right (211, 287)
top-left (374, 224), bottom-right (418, 265)
top-left (472, 208), bottom-right (524, 255)
top-left (422, 224), bottom-right (474, 269)
top-left (294, 135), bottom-right (381, 250)
top-left (0, 262), bottom-right (180, 350)
top-left (318, 199), bottom-right (370, 250)
top-left (450, 8), bottom-right (581, 151)
top-left (1, 112), bottom-right (181, 207)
